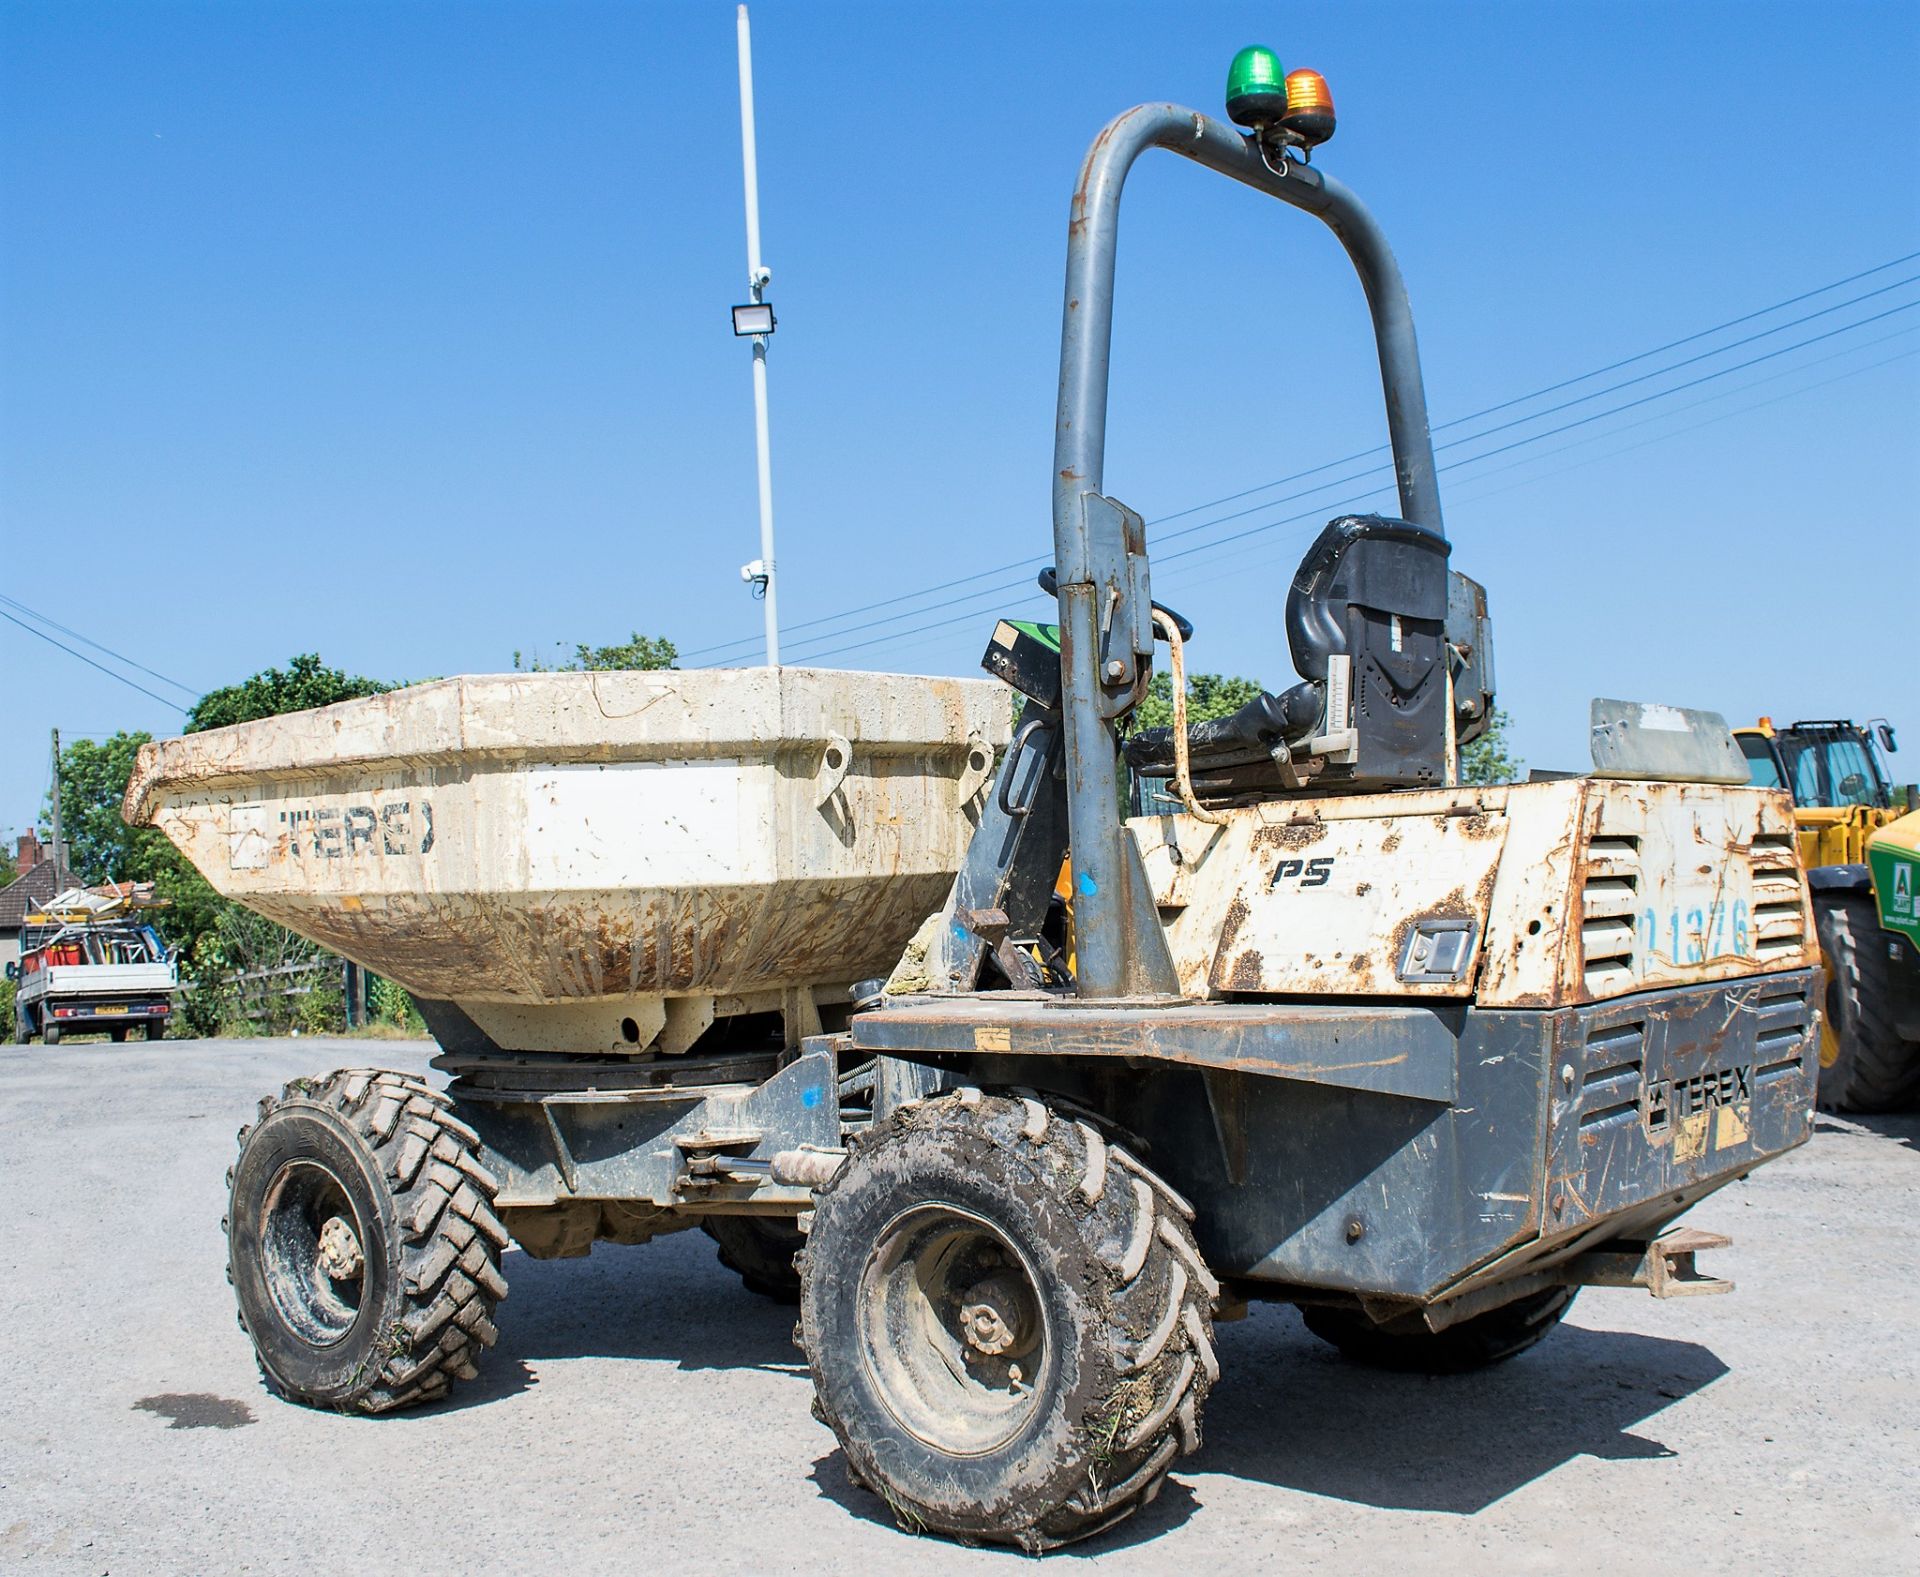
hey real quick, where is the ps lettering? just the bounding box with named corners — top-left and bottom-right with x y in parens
top-left (1271, 855), bottom-right (1334, 889)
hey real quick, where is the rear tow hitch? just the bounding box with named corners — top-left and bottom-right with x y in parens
top-left (1567, 1227), bottom-right (1734, 1298)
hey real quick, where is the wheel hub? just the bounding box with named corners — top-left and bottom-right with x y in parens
top-left (316, 1214), bottom-right (364, 1281)
top-left (858, 1205), bottom-right (1052, 1454)
top-left (260, 1160), bottom-right (367, 1346)
top-left (960, 1271), bottom-right (1036, 1360)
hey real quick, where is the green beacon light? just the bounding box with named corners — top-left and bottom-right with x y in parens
top-left (1225, 45), bottom-right (1289, 129)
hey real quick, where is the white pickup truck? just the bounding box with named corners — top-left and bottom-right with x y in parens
top-left (9, 889), bottom-right (177, 1044)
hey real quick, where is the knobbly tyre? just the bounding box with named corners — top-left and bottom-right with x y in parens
top-left (122, 44), bottom-right (1824, 1556)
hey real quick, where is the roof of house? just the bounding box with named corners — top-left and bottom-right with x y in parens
top-left (0, 860), bottom-right (85, 931)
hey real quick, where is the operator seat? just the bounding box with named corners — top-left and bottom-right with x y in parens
top-left (1126, 514), bottom-right (1453, 795)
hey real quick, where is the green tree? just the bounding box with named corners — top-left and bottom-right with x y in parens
top-left (44, 729), bottom-right (230, 969)
top-left (1130, 670), bottom-right (1265, 734)
top-left (514, 632), bottom-right (677, 672)
top-left (1460, 706), bottom-right (1524, 786)
top-left (46, 731), bottom-right (152, 885)
top-left (187, 653), bottom-right (390, 733)
top-left (0, 843), bottom-right (15, 887)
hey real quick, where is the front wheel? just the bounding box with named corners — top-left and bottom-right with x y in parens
top-left (801, 1090), bottom-right (1217, 1552)
top-left (1815, 893), bottom-right (1920, 1113)
top-left (225, 1068), bottom-right (510, 1412)
top-left (1302, 1284), bottom-right (1577, 1374)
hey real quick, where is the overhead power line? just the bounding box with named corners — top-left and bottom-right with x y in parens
top-left (0, 593), bottom-right (200, 697)
top-left (1157, 334), bottom-right (1920, 600)
top-left (682, 249), bottom-right (1920, 663)
top-left (837, 339), bottom-right (1920, 671)
top-left (0, 607), bottom-right (190, 713)
top-left (786, 306), bottom-right (1920, 665)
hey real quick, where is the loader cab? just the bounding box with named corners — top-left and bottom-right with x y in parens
top-left (1738, 719), bottom-right (1897, 811)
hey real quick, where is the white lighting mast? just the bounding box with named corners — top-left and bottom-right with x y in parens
top-left (733, 4), bottom-right (779, 666)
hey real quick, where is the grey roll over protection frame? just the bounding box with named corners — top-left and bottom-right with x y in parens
top-left (1048, 102), bottom-right (1446, 999)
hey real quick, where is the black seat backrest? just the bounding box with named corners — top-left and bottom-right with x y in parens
top-left (1287, 515), bottom-right (1451, 788)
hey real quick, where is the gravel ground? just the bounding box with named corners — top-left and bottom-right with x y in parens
top-left (2, 1037), bottom-right (1915, 1574)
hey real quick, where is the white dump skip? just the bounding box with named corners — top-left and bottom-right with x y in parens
top-left (126, 668), bottom-right (1010, 1053)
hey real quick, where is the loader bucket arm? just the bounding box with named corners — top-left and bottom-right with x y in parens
top-left (1051, 102), bottom-right (1445, 998)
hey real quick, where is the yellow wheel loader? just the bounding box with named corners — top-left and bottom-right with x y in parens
top-left (1737, 718), bottom-right (1920, 1110)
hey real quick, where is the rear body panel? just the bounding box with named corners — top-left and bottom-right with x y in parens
top-left (1133, 779), bottom-right (1816, 1006)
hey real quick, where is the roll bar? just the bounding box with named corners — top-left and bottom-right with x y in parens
top-left (1051, 103), bottom-right (1445, 998)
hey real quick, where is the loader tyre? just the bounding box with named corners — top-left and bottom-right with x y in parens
top-left (225, 1068), bottom-right (509, 1413)
top-left (703, 1215), bottom-right (805, 1303)
top-left (800, 1090), bottom-right (1217, 1552)
top-left (1815, 893), bottom-right (1920, 1114)
top-left (1302, 1284), bottom-right (1577, 1374)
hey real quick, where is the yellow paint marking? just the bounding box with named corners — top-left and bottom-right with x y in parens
top-left (1674, 1110), bottom-right (1711, 1163)
top-left (1714, 1104), bottom-right (1749, 1150)
top-left (973, 1026), bottom-right (1012, 1053)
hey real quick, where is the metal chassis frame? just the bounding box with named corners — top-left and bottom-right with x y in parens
top-left (1051, 103), bottom-right (1445, 998)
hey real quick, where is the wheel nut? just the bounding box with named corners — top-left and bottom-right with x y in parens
top-left (959, 1271), bottom-right (1033, 1360)
top-left (317, 1214), bottom-right (364, 1280)
top-left (962, 1302), bottom-right (1018, 1356)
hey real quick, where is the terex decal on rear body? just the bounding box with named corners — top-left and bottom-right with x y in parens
top-left (279, 802), bottom-right (435, 859)
top-left (227, 799), bottom-right (435, 870)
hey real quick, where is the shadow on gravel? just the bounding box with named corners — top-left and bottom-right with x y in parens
top-left (414, 1230), bottom-right (808, 1415)
top-left (798, 1307), bottom-right (1725, 1548)
top-left (1199, 1308), bottom-right (1725, 1514)
top-left (417, 1237), bottom-right (1729, 1537)
top-left (1825, 1111), bottom-right (1920, 1153)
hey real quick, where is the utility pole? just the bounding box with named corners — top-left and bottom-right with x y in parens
top-left (49, 727), bottom-right (65, 877)
top-left (734, 3), bottom-right (780, 666)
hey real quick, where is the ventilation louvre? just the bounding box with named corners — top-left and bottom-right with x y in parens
top-left (1577, 1019), bottom-right (1646, 1129)
top-left (1748, 829), bottom-right (1808, 961)
top-left (1581, 836), bottom-right (1641, 993)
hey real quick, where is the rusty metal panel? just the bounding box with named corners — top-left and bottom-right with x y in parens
top-left (124, 669), bottom-right (1009, 1054)
top-left (1481, 780), bottom-right (1818, 1008)
top-left (1135, 789), bottom-right (1513, 998)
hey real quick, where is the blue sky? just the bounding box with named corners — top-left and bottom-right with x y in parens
top-left (3, 1), bottom-right (1917, 837)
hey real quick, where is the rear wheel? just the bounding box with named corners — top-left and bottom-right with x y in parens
top-left (702, 1215), bottom-right (805, 1303)
top-left (110, 1026), bottom-right (129, 1043)
top-left (1303, 1284), bottom-right (1576, 1373)
top-left (144, 1020), bottom-right (164, 1041)
top-left (801, 1090), bottom-right (1217, 1552)
top-left (1816, 893), bottom-right (1920, 1113)
top-left (226, 1068), bottom-right (509, 1412)
top-left (43, 1021), bottom-right (60, 1046)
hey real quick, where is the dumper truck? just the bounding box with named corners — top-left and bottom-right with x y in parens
top-left (125, 44), bottom-right (1824, 1552)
